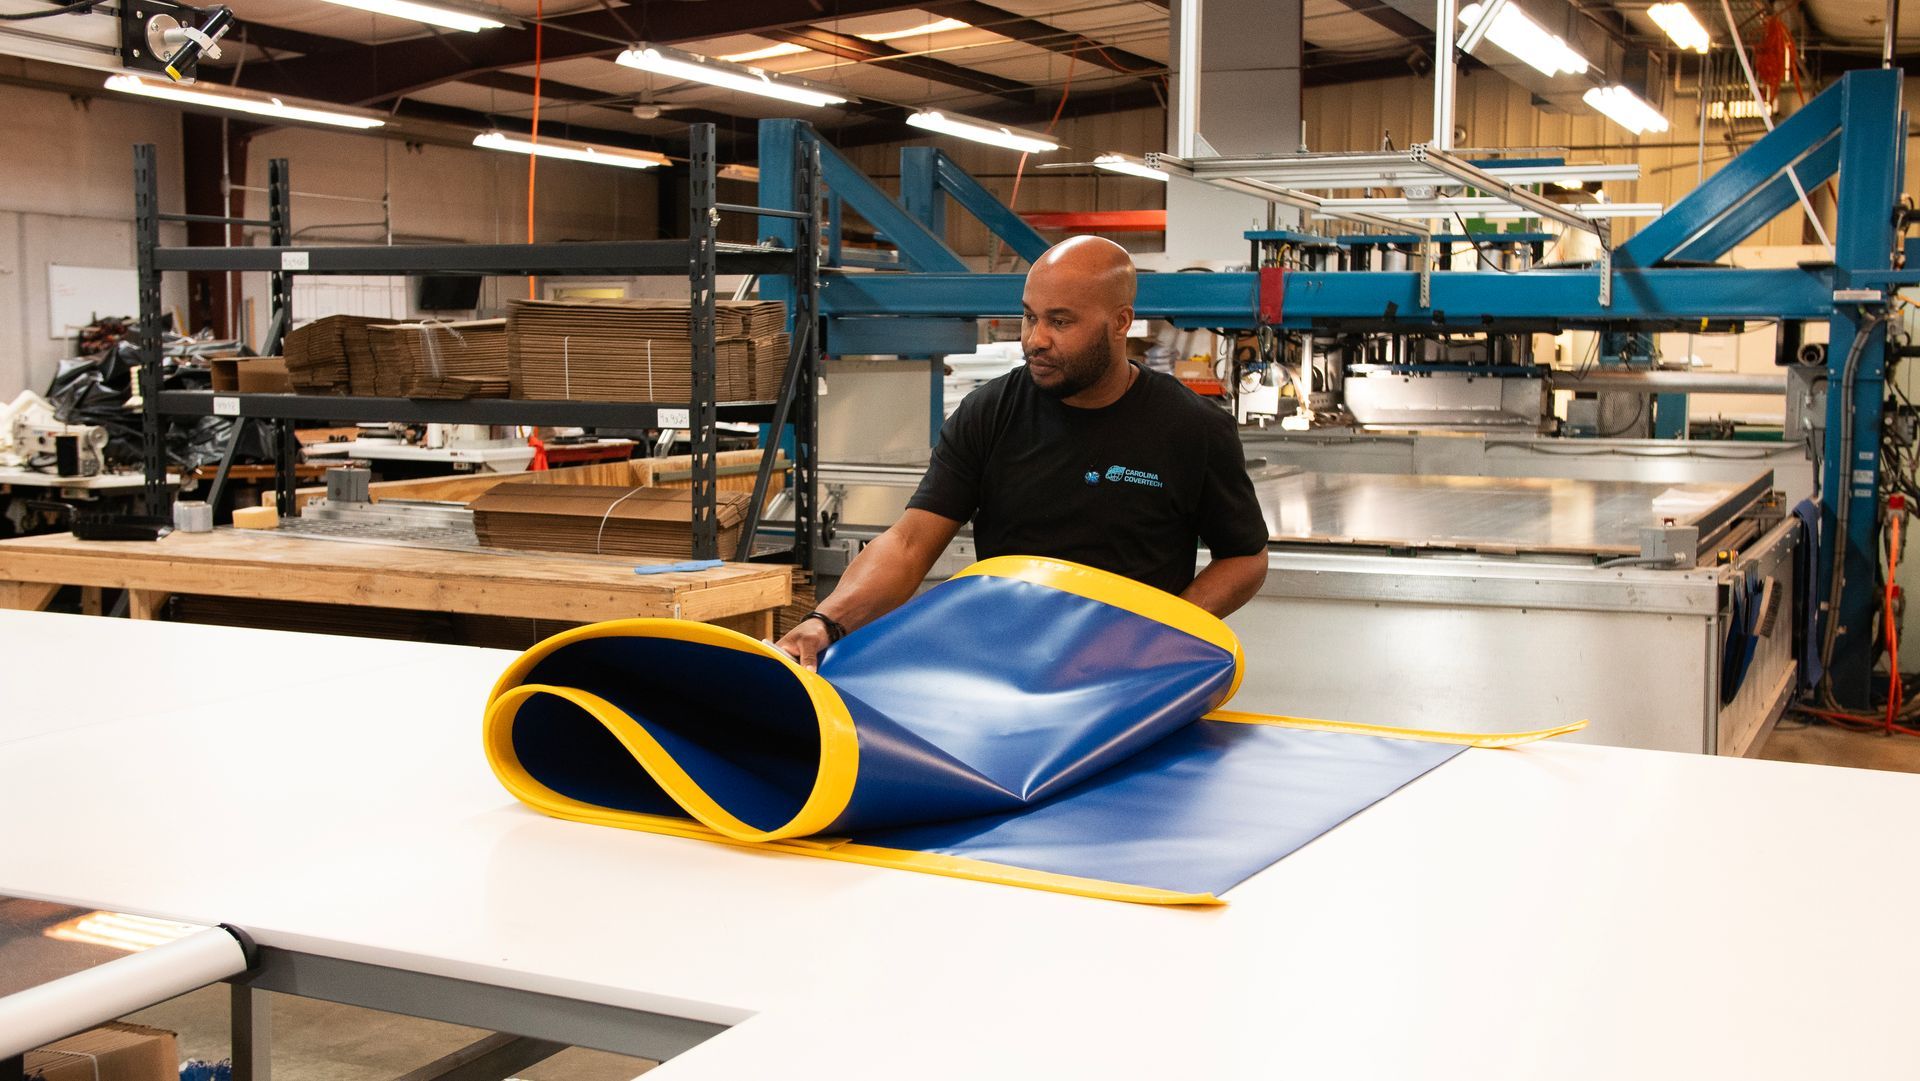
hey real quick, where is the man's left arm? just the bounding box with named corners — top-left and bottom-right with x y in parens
top-left (1181, 552), bottom-right (1268, 617)
top-left (1181, 412), bottom-right (1271, 618)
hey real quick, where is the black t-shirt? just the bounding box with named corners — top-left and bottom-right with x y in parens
top-left (907, 363), bottom-right (1270, 595)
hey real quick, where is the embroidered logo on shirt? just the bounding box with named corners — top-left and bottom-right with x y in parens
top-left (1083, 470), bottom-right (1101, 485)
top-left (1099, 465), bottom-right (1164, 488)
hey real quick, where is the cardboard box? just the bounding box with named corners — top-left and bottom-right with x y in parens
top-left (26, 1022), bottom-right (179, 1081)
top-left (470, 482), bottom-right (749, 559)
top-left (209, 357), bottom-right (292, 394)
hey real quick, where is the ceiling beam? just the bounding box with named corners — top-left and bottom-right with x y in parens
top-left (234, 0), bottom-right (927, 107)
top-left (1324, 0), bottom-right (1434, 54)
top-left (463, 70), bottom-right (624, 106)
top-left (923, 1), bottom-right (1165, 78)
top-left (760, 24), bottom-right (1036, 104)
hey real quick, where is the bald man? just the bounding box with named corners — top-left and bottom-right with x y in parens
top-left (776, 235), bottom-right (1269, 668)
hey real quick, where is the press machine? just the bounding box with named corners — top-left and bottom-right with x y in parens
top-left (746, 68), bottom-right (1910, 752)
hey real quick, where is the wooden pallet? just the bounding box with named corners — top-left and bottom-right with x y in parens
top-left (0, 529), bottom-right (790, 637)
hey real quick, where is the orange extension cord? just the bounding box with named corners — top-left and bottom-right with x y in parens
top-left (1802, 497), bottom-right (1920, 737)
top-left (526, 0), bottom-right (544, 298)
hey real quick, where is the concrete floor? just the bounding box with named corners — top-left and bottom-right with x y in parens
top-left (102, 717), bottom-right (1920, 1081)
top-left (122, 990), bottom-right (655, 1081)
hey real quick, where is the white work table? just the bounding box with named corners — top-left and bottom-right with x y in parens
top-left (1, 610), bottom-right (1916, 1078)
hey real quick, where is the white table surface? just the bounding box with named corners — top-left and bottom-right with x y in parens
top-left (1, 610), bottom-right (1917, 1079)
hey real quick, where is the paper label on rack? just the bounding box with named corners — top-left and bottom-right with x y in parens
top-left (280, 251), bottom-right (309, 271)
top-left (658, 408), bottom-right (690, 428)
top-left (213, 396), bottom-right (241, 416)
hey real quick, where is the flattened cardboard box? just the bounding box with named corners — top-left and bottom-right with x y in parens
top-left (26, 1022), bottom-right (178, 1081)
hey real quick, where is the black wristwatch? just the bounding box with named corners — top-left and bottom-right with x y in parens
top-left (799, 610), bottom-right (849, 644)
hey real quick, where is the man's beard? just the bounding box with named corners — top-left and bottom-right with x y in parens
top-left (1026, 336), bottom-right (1112, 400)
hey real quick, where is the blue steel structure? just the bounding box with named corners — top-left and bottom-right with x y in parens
top-left (758, 69), bottom-right (1908, 706)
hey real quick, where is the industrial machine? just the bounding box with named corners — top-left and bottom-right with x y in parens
top-left (9, 417), bottom-right (108, 478)
top-left (0, 0), bottom-right (232, 82)
top-left (744, 67), bottom-right (1912, 753)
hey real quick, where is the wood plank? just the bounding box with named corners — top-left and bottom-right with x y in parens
top-left (708, 608), bottom-right (774, 640)
top-left (80, 586), bottom-right (102, 616)
top-left (0, 581), bottom-right (59, 611)
top-left (128, 589), bottom-right (172, 621)
top-left (0, 531), bottom-right (790, 625)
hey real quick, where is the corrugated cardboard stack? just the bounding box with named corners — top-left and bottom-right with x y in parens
top-left (469, 483), bottom-right (750, 559)
top-left (25, 1023), bottom-right (179, 1081)
top-left (365, 318), bottom-right (511, 398)
top-left (507, 298), bottom-right (787, 402)
top-left (283, 315), bottom-right (387, 394)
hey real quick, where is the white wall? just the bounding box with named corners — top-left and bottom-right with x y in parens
top-left (0, 82), bottom-right (188, 397)
top-left (233, 125), bottom-right (662, 339)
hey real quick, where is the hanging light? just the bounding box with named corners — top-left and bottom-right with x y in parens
top-left (471, 132), bottom-right (669, 169)
top-left (615, 44), bottom-right (848, 108)
top-left (1647, 3), bottom-right (1711, 52)
top-left (104, 75), bottom-right (387, 129)
top-left (1093, 153), bottom-right (1168, 181)
top-left (313, 0), bottom-right (509, 33)
top-left (1458, 2), bottom-right (1590, 76)
top-left (906, 110), bottom-right (1058, 153)
top-left (1583, 85), bottom-right (1671, 134)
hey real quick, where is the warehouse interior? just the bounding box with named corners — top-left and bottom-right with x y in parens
top-left (4, 0), bottom-right (1920, 1077)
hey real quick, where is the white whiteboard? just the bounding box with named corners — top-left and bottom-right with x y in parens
top-left (48, 264), bottom-right (138, 340)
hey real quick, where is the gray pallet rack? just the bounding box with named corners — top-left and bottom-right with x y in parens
top-left (132, 124), bottom-right (822, 567)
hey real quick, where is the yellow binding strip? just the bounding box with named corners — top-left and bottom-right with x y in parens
top-left (483, 618), bottom-right (859, 842)
top-left (1205, 709), bottom-right (1588, 747)
top-left (513, 802), bottom-right (1222, 906)
top-left (954, 555), bottom-right (1247, 705)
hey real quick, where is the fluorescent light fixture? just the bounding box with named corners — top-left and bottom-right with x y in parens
top-left (314, 0), bottom-right (507, 32)
top-left (1647, 2), bottom-right (1710, 52)
top-left (1093, 153), bottom-right (1168, 181)
top-left (472, 131), bottom-right (669, 169)
top-left (718, 164), bottom-right (762, 182)
top-left (104, 74), bottom-right (386, 129)
top-left (1458, 2), bottom-right (1589, 76)
top-left (1583, 85), bottom-right (1671, 134)
top-left (720, 18), bottom-right (972, 63)
top-left (907, 110), bottom-right (1057, 153)
top-left (616, 44), bottom-right (848, 108)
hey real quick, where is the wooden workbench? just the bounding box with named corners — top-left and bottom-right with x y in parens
top-left (0, 529), bottom-right (790, 636)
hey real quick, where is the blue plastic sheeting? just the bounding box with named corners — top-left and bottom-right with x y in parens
top-left (860, 720), bottom-right (1461, 898)
top-left (487, 558), bottom-right (1478, 903)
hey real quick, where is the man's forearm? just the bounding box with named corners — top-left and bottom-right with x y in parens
top-left (1180, 552), bottom-right (1269, 618)
top-left (814, 529), bottom-right (938, 630)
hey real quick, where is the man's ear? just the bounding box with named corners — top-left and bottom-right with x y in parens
top-left (1112, 306), bottom-right (1135, 335)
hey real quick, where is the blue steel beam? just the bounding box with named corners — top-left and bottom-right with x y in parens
top-left (821, 267), bottom-right (1836, 325)
top-left (760, 119), bottom-right (967, 273)
top-left (1669, 134), bottom-right (1841, 264)
top-left (1820, 68), bottom-right (1904, 708)
top-left (898, 147), bottom-right (945, 241)
top-left (1617, 82), bottom-right (1844, 268)
top-left (901, 147), bottom-right (1051, 265)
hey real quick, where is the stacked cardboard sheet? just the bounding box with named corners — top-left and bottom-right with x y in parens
top-left (284, 315), bottom-right (387, 394)
top-left (366, 319), bottom-right (511, 398)
top-left (507, 298), bottom-right (788, 403)
top-left (470, 482), bottom-right (749, 560)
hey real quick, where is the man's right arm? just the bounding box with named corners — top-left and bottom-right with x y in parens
top-left (772, 507), bottom-right (963, 668)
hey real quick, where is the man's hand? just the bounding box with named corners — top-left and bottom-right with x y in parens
top-left (773, 619), bottom-right (834, 671)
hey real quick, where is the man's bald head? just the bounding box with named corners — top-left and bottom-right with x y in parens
top-left (1019, 236), bottom-right (1139, 404)
top-left (1028, 235), bottom-right (1137, 311)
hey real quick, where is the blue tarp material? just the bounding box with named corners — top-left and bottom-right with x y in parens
top-left (485, 556), bottom-right (1577, 904)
